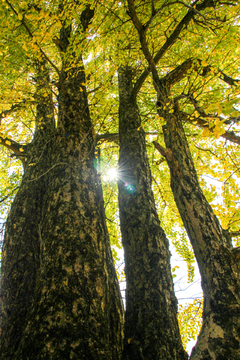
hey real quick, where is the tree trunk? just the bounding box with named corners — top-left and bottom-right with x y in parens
top-left (118, 66), bottom-right (187, 360)
top-left (0, 62), bottom-right (56, 359)
top-left (0, 28), bottom-right (123, 360)
top-left (156, 107), bottom-right (240, 359)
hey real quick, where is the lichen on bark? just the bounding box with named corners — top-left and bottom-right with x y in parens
top-left (158, 105), bottom-right (240, 360)
top-left (0, 21), bottom-right (123, 360)
top-left (118, 66), bottom-right (187, 360)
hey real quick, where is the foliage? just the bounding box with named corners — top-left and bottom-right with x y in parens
top-left (0, 0), bottom-right (240, 351)
top-left (178, 298), bottom-right (203, 349)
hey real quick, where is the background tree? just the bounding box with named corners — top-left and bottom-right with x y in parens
top-left (118, 66), bottom-right (187, 359)
top-left (126, 0), bottom-right (240, 358)
top-left (0, 0), bottom-right (240, 359)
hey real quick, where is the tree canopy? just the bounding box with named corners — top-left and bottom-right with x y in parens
top-left (0, 0), bottom-right (240, 359)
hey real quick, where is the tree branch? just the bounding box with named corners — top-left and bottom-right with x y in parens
top-left (127, 0), bottom-right (143, 32)
top-left (95, 131), bottom-right (158, 144)
top-left (231, 246), bottom-right (240, 261)
top-left (163, 58), bottom-right (194, 85)
top-left (128, 1), bottom-right (240, 146)
top-left (161, 58), bottom-right (239, 86)
top-left (0, 101), bottom-right (29, 125)
top-left (5, 1), bottom-right (62, 85)
top-left (176, 93), bottom-right (240, 124)
top-left (127, 0), bottom-right (159, 84)
top-left (0, 186), bottom-right (19, 204)
top-left (0, 136), bottom-right (28, 158)
top-left (229, 231), bottom-right (240, 238)
top-left (180, 111), bottom-right (240, 145)
top-left (152, 141), bottom-right (173, 162)
top-left (80, 5), bottom-right (94, 32)
top-left (219, 71), bottom-right (240, 86)
top-left (132, 0), bottom-right (220, 97)
top-left (95, 132), bottom-right (119, 144)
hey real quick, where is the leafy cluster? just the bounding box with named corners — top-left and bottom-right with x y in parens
top-left (0, 0), bottom-right (240, 350)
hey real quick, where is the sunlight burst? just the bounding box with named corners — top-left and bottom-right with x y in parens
top-left (107, 168), bottom-right (118, 180)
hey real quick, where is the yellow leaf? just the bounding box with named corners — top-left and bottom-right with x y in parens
top-left (231, 110), bottom-right (239, 117)
top-left (201, 60), bottom-right (208, 67)
top-left (202, 128), bottom-right (210, 137)
top-left (22, 43), bottom-right (28, 51)
top-left (32, 44), bottom-right (39, 51)
top-left (221, 218), bottom-right (229, 230)
top-left (213, 125), bottom-right (225, 139)
top-left (19, 148), bottom-right (24, 152)
top-left (206, 103), bottom-right (222, 114)
top-left (5, 140), bottom-right (11, 145)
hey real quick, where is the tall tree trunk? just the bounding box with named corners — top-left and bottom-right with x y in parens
top-left (118, 66), bottom-right (187, 360)
top-left (0, 62), bottom-right (56, 359)
top-left (0, 26), bottom-right (123, 360)
top-left (155, 105), bottom-right (240, 359)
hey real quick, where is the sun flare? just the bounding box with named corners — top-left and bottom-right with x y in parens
top-left (107, 168), bottom-right (118, 180)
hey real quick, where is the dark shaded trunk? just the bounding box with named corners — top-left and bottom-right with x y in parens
top-left (0, 27), bottom-right (123, 360)
top-left (156, 107), bottom-right (240, 359)
top-left (0, 141), bottom-right (46, 359)
top-left (118, 66), bottom-right (187, 360)
top-left (0, 63), bottom-right (56, 359)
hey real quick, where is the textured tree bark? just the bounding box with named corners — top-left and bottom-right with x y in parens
top-left (118, 66), bottom-right (187, 360)
top-left (0, 62), bottom-right (56, 359)
top-left (0, 25), bottom-right (123, 360)
top-left (157, 107), bottom-right (240, 359)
